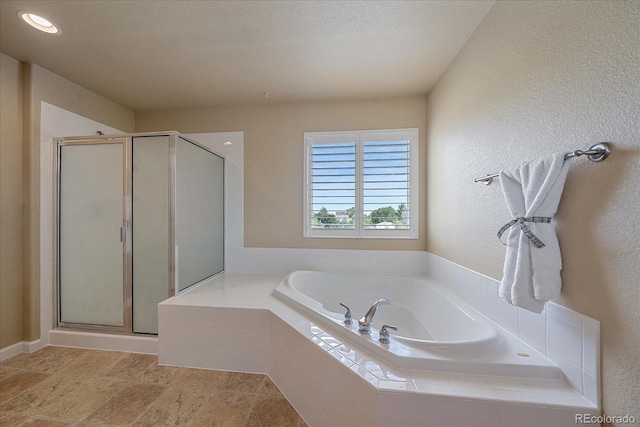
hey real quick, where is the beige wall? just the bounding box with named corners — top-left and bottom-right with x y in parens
top-left (21, 63), bottom-right (135, 341)
top-left (137, 96), bottom-right (428, 250)
top-left (426, 1), bottom-right (639, 421)
top-left (0, 53), bottom-right (24, 348)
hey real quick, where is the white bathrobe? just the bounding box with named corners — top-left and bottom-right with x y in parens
top-left (499, 152), bottom-right (570, 313)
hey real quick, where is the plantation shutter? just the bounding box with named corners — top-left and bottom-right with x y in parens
top-left (309, 142), bottom-right (356, 230)
top-left (363, 140), bottom-right (410, 230)
top-left (304, 129), bottom-right (417, 239)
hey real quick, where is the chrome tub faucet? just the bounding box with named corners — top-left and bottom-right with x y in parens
top-left (339, 303), bottom-right (353, 325)
top-left (378, 324), bottom-right (398, 344)
top-left (358, 298), bottom-right (390, 334)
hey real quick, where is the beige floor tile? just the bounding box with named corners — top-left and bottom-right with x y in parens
top-left (25, 347), bottom-right (89, 374)
top-left (258, 377), bottom-right (283, 397)
top-left (0, 412), bottom-right (30, 425)
top-left (137, 361), bottom-right (182, 385)
top-left (20, 417), bottom-right (77, 426)
top-left (37, 378), bottom-right (129, 421)
top-left (57, 350), bottom-right (127, 378)
top-left (173, 368), bottom-right (226, 391)
top-left (0, 366), bottom-right (17, 379)
top-left (190, 391), bottom-right (256, 427)
top-left (0, 370), bottom-right (50, 404)
top-left (244, 396), bottom-right (302, 427)
top-left (0, 375), bottom-right (127, 422)
top-left (104, 353), bottom-right (157, 381)
top-left (215, 372), bottom-right (266, 394)
top-left (0, 347), bottom-right (62, 371)
top-left (1, 346), bottom-right (303, 427)
top-left (175, 369), bottom-right (264, 394)
top-left (0, 375), bottom-right (78, 416)
top-left (82, 382), bottom-right (165, 426)
top-left (132, 386), bottom-right (211, 426)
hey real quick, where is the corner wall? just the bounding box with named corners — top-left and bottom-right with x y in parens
top-left (0, 53), bottom-right (24, 349)
top-left (136, 96), bottom-right (427, 251)
top-left (425, 1), bottom-right (639, 421)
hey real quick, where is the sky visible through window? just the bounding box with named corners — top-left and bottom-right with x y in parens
top-left (311, 140), bottom-right (410, 229)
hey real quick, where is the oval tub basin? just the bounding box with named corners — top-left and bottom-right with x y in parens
top-left (273, 270), bottom-right (560, 377)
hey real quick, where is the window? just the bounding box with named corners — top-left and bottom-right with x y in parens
top-left (304, 129), bottom-right (418, 239)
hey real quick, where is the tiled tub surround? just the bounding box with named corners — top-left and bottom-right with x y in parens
top-left (274, 270), bottom-right (559, 377)
top-left (424, 252), bottom-right (601, 408)
top-left (159, 274), bottom-right (600, 427)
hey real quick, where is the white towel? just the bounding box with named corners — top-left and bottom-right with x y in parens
top-left (498, 151), bottom-right (570, 313)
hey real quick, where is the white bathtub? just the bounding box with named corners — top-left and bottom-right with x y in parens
top-left (274, 270), bottom-right (561, 377)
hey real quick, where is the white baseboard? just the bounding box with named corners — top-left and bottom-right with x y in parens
top-left (48, 330), bottom-right (158, 355)
top-left (1, 332), bottom-right (158, 361)
top-left (0, 341), bottom-right (23, 361)
top-left (0, 339), bottom-right (43, 361)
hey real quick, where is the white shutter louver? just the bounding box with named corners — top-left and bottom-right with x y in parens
top-left (363, 140), bottom-right (410, 230)
top-left (310, 142), bottom-right (356, 230)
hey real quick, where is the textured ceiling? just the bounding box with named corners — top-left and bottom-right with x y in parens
top-left (0, 1), bottom-right (493, 112)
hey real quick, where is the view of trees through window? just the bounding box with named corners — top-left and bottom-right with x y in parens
top-left (312, 203), bottom-right (408, 229)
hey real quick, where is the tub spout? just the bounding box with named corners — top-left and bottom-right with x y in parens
top-left (358, 298), bottom-right (390, 334)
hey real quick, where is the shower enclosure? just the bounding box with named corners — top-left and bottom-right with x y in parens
top-left (55, 132), bottom-right (224, 334)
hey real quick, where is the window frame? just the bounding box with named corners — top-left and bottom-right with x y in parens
top-left (303, 128), bottom-right (419, 239)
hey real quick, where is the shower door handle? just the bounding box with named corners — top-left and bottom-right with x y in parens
top-left (121, 196), bottom-right (130, 243)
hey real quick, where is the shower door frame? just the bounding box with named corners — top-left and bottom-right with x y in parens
top-left (54, 132), bottom-right (224, 335)
top-left (54, 136), bottom-right (133, 333)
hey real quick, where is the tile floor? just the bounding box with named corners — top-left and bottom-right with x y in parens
top-left (0, 346), bottom-right (306, 426)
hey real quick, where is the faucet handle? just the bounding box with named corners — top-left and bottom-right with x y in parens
top-left (339, 303), bottom-right (353, 325)
top-left (379, 324), bottom-right (398, 344)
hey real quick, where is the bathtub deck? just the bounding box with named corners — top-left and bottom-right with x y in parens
top-left (159, 273), bottom-right (599, 427)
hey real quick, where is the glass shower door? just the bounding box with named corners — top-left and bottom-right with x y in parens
top-left (58, 141), bottom-right (126, 328)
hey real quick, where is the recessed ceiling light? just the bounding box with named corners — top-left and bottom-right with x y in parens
top-left (17, 11), bottom-right (61, 34)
